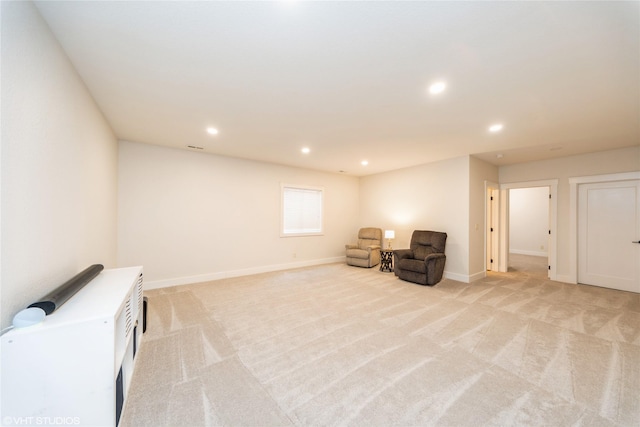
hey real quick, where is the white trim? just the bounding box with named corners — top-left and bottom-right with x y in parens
top-left (568, 171), bottom-right (640, 284)
top-left (484, 181), bottom-right (500, 273)
top-left (501, 180), bottom-right (557, 190)
top-left (468, 270), bottom-right (487, 282)
top-left (568, 171), bottom-right (640, 186)
top-left (500, 179), bottom-right (558, 280)
top-left (498, 188), bottom-right (510, 273)
top-left (444, 270), bottom-right (486, 283)
top-left (144, 256), bottom-right (345, 290)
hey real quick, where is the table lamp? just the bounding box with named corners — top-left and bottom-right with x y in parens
top-left (385, 230), bottom-right (395, 249)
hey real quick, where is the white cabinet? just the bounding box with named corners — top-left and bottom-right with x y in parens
top-left (1, 266), bottom-right (144, 427)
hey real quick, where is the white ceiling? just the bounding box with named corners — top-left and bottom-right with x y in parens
top-left (35, 1), bottom-right (639, 176)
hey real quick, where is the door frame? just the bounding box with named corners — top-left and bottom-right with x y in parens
top-left (485, 181), bottom-right (500, 272)
top-left (498, 180), bottom-right (558, 280)
top-left (568, 171), bottom-right (640, 284)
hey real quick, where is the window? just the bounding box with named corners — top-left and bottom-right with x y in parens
top-left (281, 184), bottom-right (324, 236)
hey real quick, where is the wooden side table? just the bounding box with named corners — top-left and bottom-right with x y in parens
top-left (380, 249), bottom-right (394, 272)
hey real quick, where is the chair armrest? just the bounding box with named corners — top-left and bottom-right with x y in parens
top-left (365, 245), bottom-right (381, 253)
top-left (393, 249), bottom-right (414, 260)
top-left (424, 253), bottom-right (446, 263)
top-left (423, 253), bottom-right (447, 285)
top-left (345, 244), bottom-right (357, 250)
top-left (424, 252), bottom-right (447, 268)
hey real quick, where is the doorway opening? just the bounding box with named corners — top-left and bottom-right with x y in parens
top-left (508, 253), bottom-right (549, 279)
top-left (508, 187), bottom-right (549, 276)
top-left (485, 180), bottom-right (558, 280)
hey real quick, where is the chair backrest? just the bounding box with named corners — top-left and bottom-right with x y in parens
top-left (357, 227), bottom-right (382, 249)
top-left (410, 230), bottom-right (447, 260)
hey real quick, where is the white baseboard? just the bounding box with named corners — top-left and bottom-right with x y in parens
top-left (468, 270), bottom-right (487, 282)
top-left (510, 249), bottom-right (548, 257)
top-left (443, 270), bottom-right (485, 283)
top-left (144, 256), bottom-right (346, 290)
top-left (554, 274), bottom-right (573, 284)
top-left (145, 259), bottom-right (483, 289)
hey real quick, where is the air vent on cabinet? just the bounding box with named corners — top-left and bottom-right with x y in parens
top-left (137, 274), bottom-right (143, 313)
top-left (124, 299), bottom-right (132, 338)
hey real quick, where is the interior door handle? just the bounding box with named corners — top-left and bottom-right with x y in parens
top-left (633, 241), bottom-right (640, 244)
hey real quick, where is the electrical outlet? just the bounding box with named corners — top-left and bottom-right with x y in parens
top-left (540, 245), bottom-right (545, 250)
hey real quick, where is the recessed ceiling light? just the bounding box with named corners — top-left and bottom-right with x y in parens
top-left (301, 147), bottom-right (310, 154)
top-left (429, 81), bottom-right (446, 95)
top-left (496, 153), bottom-right (504, 159)
top-left (361, 160), bottom-right (369, 166)
top-left (489, 123), bottom-right (504, 133)
top-left (206, 127), bottom-right (219, 135)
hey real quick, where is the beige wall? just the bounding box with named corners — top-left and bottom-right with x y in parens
top-left (499, 146), bottom-right (640, 280)
top-left (1, 2), bottom-right (118, 328)
top-left (117, 141), bottom-right (359, 287)
top-left (469, 156), bottom-right (499, 279)
top-left (359, 156), bottom-right (474, 281)
top-left (2, 1), bottom-right (636, 330)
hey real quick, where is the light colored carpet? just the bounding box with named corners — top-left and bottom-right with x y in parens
top-left (120, 255), bottom-right (640, 426)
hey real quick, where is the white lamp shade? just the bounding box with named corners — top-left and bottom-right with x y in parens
top-left (384, 230), bottom-right (395, 239)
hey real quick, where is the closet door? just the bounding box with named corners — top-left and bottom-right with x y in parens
top-left (578, 180), bottom-right (640, 293)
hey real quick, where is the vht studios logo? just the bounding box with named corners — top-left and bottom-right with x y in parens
top-left (3, 416), bottom-right (81, 426)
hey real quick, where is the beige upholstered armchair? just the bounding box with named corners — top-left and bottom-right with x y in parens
top-left (345, 228), bottom-right (382, 268)
top-left (394, 230), bottom-right (447, 285)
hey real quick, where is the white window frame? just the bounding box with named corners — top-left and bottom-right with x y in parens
top-left (280, 184), bottom-right (324, 237)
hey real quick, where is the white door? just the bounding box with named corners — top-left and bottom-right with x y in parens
top-left (486, 187), bottom-right (500, 271)
top-left (578, 180), bottom-right (640, 293)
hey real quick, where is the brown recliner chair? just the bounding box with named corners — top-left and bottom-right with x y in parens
top-left (345, 228), bottom-right (382, 268)
top-left (393, 230), bottom-right (447, 285)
